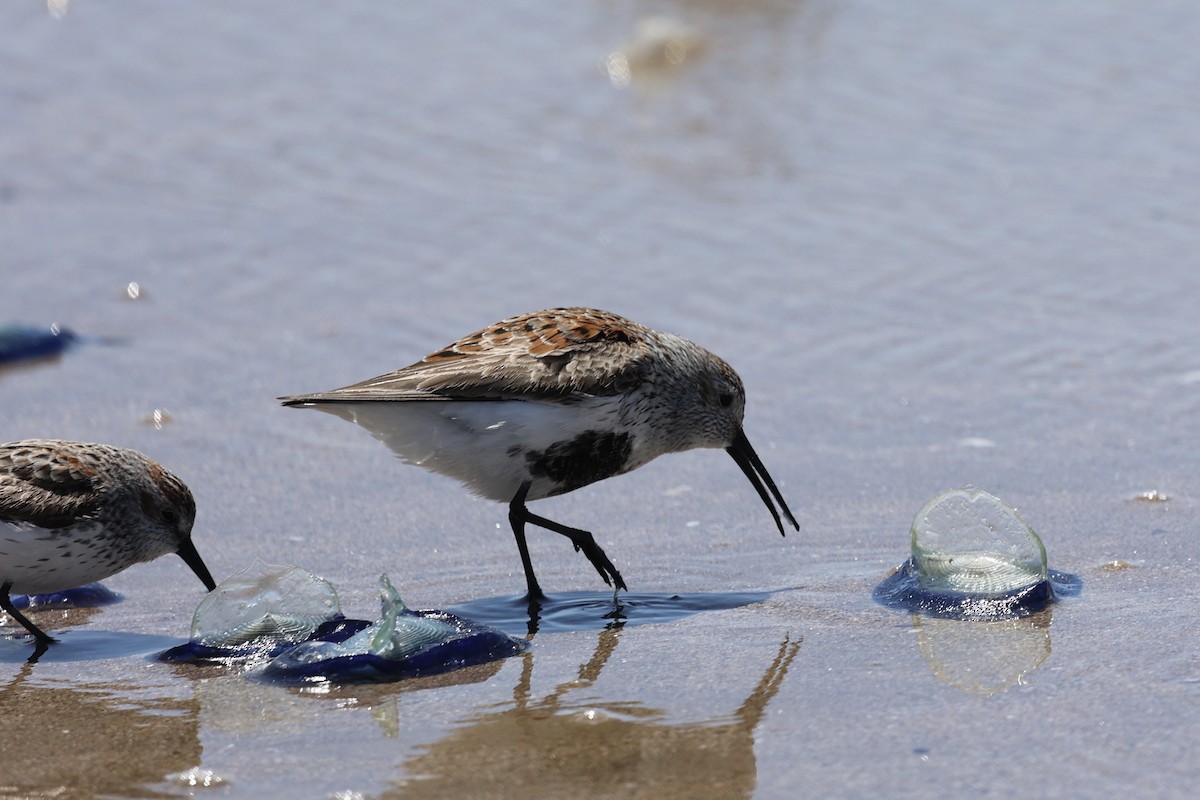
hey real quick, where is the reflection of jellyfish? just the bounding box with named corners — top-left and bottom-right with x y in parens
top-left (0, 661), bottom-right (203, 795)
top-left (174, 655), bottom-right (511, 739)
top-left (379, 628), bottom-right (801, 799)
top-left (912, 611), bottom-right (1052, 696)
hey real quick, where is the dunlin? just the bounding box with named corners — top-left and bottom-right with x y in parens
top-left (0, 439), bottom-right (217, 646)
top-left (281, 307), bottom-right (798, 597)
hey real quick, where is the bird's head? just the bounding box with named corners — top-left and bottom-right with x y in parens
top-left (653, 336), bottom-right (799, 537)
top-left (139, 462), bottom-right (216, 592)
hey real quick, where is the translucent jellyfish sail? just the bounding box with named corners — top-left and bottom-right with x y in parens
top-left (190, 563), bottom-right (342, 647)
top-left (910, 487), bottom-right (1048, 596)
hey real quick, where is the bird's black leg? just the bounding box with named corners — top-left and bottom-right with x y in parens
top-left (523, 510), bottom-right (627, 593)
top-left (1, 582), bottom-right (56, 648)
top-left (508, 482), bottom-right (628, 594)
top-left (508, 486), bottom-right (545, 600)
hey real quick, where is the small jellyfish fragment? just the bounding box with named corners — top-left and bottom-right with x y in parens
top-left (191, 563), bottom-right (343, 650)
top-left (10, 582), bottom-right (122, 610)
top-left (259, 574), bottom-right (528, 684)
top-left (0, 323), bottom-right (78, 364)
top-left (874, 487), bottom-right (1077, 619)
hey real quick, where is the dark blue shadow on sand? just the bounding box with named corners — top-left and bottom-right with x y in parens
top-left (449, 590), bottom-right (775, 636)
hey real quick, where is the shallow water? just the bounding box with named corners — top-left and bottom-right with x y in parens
top-left (3, 0), bottom-right (1200, 797)
top-left (450, 589), bottom-right (776, 634)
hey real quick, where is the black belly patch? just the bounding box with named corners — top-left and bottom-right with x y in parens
top-left (526, 431), bottom-right (633, 495)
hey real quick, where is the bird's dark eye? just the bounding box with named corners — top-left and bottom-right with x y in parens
top-left (719, 392), bottom-right (735, 408)
top-left (161, 509), bottom-right (179, 526)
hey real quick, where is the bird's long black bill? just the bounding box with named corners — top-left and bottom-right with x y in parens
top-left (177, 538), bottom-right (218, 592)
top-left (726, 428), bottom-right (800, 537)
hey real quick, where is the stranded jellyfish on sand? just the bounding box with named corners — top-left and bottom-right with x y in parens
top-left (874, 487), bottom-right (1078, 620)
top-left (261, 574), bottom-right (528, 684)
top-left (161, 566), bottom-right (526, 683)
top-left (190, 563), bottom-right (343, 649)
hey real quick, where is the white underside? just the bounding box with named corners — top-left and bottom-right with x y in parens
top-left (311, 398), bottom-right (643, 502)
top-left (0, 521), bottom-right (134, 594)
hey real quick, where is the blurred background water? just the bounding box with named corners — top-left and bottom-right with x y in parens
top-left (2, 1), bottom-right (1199, 797)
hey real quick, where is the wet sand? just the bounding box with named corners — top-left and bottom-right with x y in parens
top-left (3, 1), bottom-right (1199, 797)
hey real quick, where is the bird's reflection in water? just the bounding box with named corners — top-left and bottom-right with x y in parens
top-left (0, 659), bottom-right (203, 796)
top-left (913, 608), bottom-right (1053, 696)
top-left (380, 627), bottom-right (801, 800)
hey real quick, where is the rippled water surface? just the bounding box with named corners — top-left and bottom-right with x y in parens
top-left (3, 1), bottom-right (1199, 797)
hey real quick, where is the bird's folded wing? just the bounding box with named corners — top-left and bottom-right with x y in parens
top-left (282, 310), bottom-right (656, 403)
top-left (0, 446), bottom-right (103, 529)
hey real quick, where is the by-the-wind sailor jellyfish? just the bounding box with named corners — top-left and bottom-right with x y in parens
top-left (0, 323), bottom-right (78, 364)
top-left (912, 487), bottom-right (1046, 594)
top-left (160, 564), bottom-right (355, 662)
top-left (192, 563), bottom-right (342, 646)
top-left (260, 574), bottom-right (527, 684)
top-left (874, 487), bottom-right (1078, 619)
